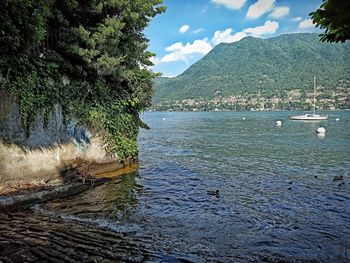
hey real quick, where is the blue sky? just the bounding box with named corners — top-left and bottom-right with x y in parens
top-left (144, 0), bottom-right (322, 77)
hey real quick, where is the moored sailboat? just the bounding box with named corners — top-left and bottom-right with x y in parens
top-left (289, 77), bottom-right (329, 120)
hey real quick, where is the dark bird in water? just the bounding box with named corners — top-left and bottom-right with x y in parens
top-left (314, 175), bottom-right (318, 179)
top-left (207, 189), bottom-right (219, 197)
top-left (333, 175), bottom-right (343, 181)
top-left (338, 182), bottom-right (345, 187)
top-left (288, 187), bottom-right (292, 190)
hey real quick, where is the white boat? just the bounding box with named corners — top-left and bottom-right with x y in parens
top-left (289, 77), bottom-right (329, 121)
top-left (289, 114), bottom-right (329, 120)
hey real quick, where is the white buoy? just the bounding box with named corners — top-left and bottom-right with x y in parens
top-left (276, 120), bottom-right (282, 126)
top-left (316, 126), bottom-right (326, 134)
top-left (242, 117), bottom-right (246, 120)
top-left (335, 118), bottom-right (340, 121)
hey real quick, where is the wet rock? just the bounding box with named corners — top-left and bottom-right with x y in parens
top-left (0, 208), bottom-right (149, 262)
top-left (0, 177), bottom-right (110, 210)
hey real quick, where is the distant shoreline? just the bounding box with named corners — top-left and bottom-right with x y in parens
top-left (146, 109), bottom-right (350, 113)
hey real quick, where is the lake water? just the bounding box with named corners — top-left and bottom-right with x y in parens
top-left (1, 111), bottom-right (350, 262)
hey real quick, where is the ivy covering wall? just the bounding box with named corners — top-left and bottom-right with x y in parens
top-left (0, 0), bottom-right (165, 159)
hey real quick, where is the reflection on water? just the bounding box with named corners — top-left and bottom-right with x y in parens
top-left (1, 111), bottom-right (350, 262)
top-left (95, 163), bottom-right (139, 179)
top-left (317, 133), bottom-right (326, 139)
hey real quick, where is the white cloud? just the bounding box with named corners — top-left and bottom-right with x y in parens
top-left (165, 42), bottom-right (184, 52)
top-left (298, 19), bottom-right (314, 29)
top-left (160, 39), bottom-right (213, 63)
top-left (211, 0), bottom-right (247, 10)
top-left (157, 19), bottom-right (281, 68)
top-left (246, 0), bottom-right (275, 19)
top-left (211, 19), bottom-right (280, 46)
top-left (212, 28), bottom-right (247, 45)
top-left (269, 6), bottom-right (290, 19)
top-left (163, 74), bottom-right (177, 78)
top-left (179, 25), bottom-right (190, 33)
top-left (193, 28), bottom-right (204, 34)
top-left (150, 56), bottom-right (159, 66)
top-left (292, 16), bottom-right (302, 22)
top-left (243, 20), bottom-right (279, 36)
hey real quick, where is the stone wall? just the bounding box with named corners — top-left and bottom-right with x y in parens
top-left (0, 94), bottom-right (121, 186)
top-left (0, 94), bottom-right (70, 148)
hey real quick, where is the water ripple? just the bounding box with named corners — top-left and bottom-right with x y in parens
top-left (1, 111), bottom-right (349, 262)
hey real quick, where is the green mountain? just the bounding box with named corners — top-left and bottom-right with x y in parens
top-left (153, 33), bottom-right (350, 103)
top-left (153, 76), bottom-right (171, 87)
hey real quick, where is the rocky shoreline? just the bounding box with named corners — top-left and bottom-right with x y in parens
top-left (0, 163), bottom-right (145, 262)
top-left (0, 208), bottom-right (151, 262)
top-left (0, 168), bottom-right (112, 210)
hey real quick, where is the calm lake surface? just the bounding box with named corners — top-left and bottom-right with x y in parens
top-left (1, 111), bottom-right (350, 262)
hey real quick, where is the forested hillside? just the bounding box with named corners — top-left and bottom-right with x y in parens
top-left (154, 33), bottom-right (350, 104)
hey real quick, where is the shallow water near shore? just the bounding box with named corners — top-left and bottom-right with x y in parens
top-left (1, 111), bottom-right (350, 262)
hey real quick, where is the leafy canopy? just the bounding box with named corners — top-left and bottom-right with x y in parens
top-left (310, 0), bottom-right (350, 42)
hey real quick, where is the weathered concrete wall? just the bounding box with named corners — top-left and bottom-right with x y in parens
top-left (0, 95), bottom-right (70, 148)
top-left (0, 136), bottom-right (119, 185)
top-left (0, 94), bottom-right (121, 186)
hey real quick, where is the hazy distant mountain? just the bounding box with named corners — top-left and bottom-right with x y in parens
top-left (153, 33), bottom-right (350, 103)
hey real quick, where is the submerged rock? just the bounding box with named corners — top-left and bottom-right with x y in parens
top-left (0, 169), bottom-right (110, 209)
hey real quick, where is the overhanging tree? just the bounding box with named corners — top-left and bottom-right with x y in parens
top-left (0, 0), bottom-right (165, 159)
top-left (310, 0), bottom-right (350, 42)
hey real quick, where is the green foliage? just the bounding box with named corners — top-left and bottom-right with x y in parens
top-left (0, 0), bottom-right (52, 54)
top-left (0, 0), bottom-right (165, 159)
top-left (310, 0), bottom-right (350, 43)
top-left (154, 33), bottom-right (350, 103)
top-left (80, 102), bottom-right (140, 159)
top-left (1, 55), bottom-right (60, 135)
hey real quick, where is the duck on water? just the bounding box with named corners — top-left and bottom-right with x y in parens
top-left (207, 189), bottom-right (220, 197)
